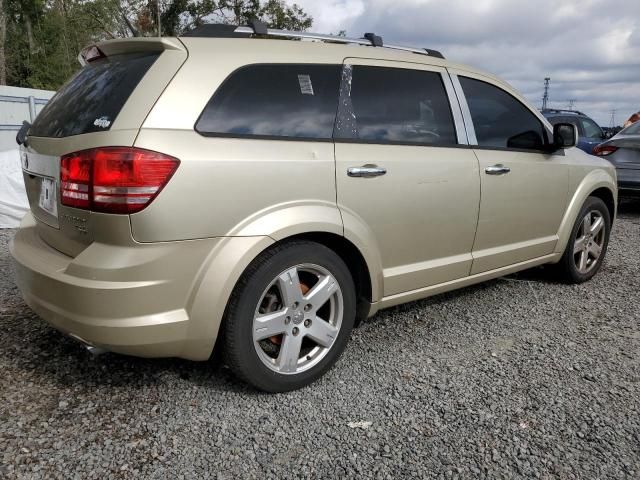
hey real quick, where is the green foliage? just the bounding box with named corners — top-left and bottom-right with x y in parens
top-left (1, 0), bottom-right (313, 89)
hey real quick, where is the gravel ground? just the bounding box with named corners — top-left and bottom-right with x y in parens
top-left (1, 200), bottom-right (639, 480)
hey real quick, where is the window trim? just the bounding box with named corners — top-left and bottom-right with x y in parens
top-left (333, 62), bottom-right (463, 148)
top-left (333, 137), bottom-right (472, 149)
top-left (193, 62), bottom-right (343, 142)
top-left (452, 74), bottom-right (554, 154)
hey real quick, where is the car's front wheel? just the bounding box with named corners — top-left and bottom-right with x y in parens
top-left (223, 241), bottom-right (356, 392)
top-left (555, 196), bottom-right (611, 283)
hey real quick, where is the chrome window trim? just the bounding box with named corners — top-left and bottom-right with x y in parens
top-left (441, 72), bottom-right (469, 145)
top-left (449, 74), bottom-right (478, 145)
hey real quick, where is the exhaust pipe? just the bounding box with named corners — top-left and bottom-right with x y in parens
top-left (85, 345), bottom-right (108, 356)
top-left (68, 333), bottom-right (108, 356)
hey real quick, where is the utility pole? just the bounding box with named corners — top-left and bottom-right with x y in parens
top-left (542, 77), bottom-right (551, 110)
top-left (567, 99), bottom-right (577, 111)
top-left (609, 109), bottom-right (617, 129)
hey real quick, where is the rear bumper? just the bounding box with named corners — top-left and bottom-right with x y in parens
top-left (10, 212), bottom-right (222, 360)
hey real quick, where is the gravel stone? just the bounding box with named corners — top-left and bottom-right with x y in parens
top-left (1, 199), bottom-right (639, 479)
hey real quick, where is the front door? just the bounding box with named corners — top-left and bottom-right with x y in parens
top-left (452, 73), bottom-right (569, 274)
top-left (334, 59), bottom-right (480, 297)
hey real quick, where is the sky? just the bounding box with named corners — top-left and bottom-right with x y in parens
top-left (290, 0), bottom-right (640, 127)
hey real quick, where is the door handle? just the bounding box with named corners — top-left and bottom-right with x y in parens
top-left (347, 165), bottom-right (387, 178)
top-left (485, 164), bottom-right (511, 175)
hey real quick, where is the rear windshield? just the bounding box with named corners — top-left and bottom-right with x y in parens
top-left (30, 52), bottom-right (160, 138)
top-left (623, 122), bottom-right (640, 135)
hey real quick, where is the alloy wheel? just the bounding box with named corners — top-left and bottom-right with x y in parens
top-left (252, 264), bottom-right (344, 375)
top-left (573, 210), bottom-right (606, 274)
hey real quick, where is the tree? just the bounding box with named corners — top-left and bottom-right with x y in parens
top-left (0, 0), bottom-right (6, 84)
top-left (154, 0), bottom-right (312, 38)
top-left (3, 0), bottom-right (313, 90)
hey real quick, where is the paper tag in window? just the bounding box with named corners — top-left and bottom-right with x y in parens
top-left (298, 74), bottom-right (314, 95)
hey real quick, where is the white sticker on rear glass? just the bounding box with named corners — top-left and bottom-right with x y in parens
top-left (298, 74), bottom-right (314, 95)
top-left (93, 116), bottom-right (111, 128)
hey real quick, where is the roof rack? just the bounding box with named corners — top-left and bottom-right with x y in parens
top-left (541, 108), bottom-right (586, 116)
top-left (182, 21), bottom-right (445, 59)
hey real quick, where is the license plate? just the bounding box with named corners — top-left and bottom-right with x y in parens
top-left (38, 177), bottom-right (58, 218)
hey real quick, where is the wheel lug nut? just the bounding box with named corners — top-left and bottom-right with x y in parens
top-left (292, 327), bottom-right (299, 336)
top-left (304, 319), bottom-right (312, 328)
top-left (285, 316), bottom-right (291, 325)
top-left (292, 302), bottom-right (299, 309)
top-left (304, 304), bottom-right (312, 312)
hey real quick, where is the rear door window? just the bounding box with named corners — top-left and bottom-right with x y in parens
top-left (460, 77), bottom-right (547, 151)
top-left (334, 65), bottom-right (457, 145)
top-left (30, 52), bottom-right (160, 138)
top-left (195, 64), bottom-right (342, 140)
top-left (580, 117), bottom-right (603, 139)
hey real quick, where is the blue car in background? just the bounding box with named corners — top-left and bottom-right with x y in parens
top-left (542, 109), bottom-right (606, 155)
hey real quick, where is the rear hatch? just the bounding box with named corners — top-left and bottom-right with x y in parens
top-left (20, 38), bottom-right (187, 257)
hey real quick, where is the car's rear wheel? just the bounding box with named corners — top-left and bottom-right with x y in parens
top-left (555, 196), bottom-right (611, 283)
top-left (223, 241), bottom-right (356, 392)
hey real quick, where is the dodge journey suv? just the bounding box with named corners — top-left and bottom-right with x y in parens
top-left (11, 23), bottom-right (617, 392)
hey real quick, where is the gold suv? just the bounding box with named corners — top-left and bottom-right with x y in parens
top-left (11, 23), bottom-right (617, 392)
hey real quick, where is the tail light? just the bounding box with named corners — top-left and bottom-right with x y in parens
top-left (61, 147), bottom-right (179, 214)
top-left (593, 145), bottom-right (618, 156)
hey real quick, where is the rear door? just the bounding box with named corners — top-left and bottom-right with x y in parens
top-left (21, 39), bottom-right (186, 256)
top-left (451, 72), bottom-right (569, 273)
top-left (334, 59), bottom-right (480, 296)
top-left (578, 117), bottom-right (606, 154)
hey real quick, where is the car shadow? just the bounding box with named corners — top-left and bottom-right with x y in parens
top-left (2, 265), bottom-right (558, 394)
top-left (2, 307), bottom-right (261, 395)
top-left (5, 196), bottom-right (636, 394)
top-left (617, 196), bottom-right (640, 217)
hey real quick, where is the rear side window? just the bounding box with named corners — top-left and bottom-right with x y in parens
top-left (580, 118), bottom-right (603, 139)
top-left (196, 64), bottom-right (342, 140)
top-left (460, 77), bottom-right (547, 151)
top-left (335, 65), bottom-right (457, 145)
top-left (30, 52), bottom-right (160, 138)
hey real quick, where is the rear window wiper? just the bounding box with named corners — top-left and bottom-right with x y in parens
top-left (16, 121), bottom-right (31, 146)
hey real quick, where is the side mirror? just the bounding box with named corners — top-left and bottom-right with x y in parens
top-left (553, 122), bottom-right (578, 150)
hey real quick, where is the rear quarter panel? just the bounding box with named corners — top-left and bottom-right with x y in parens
top-left (132, 38), bottom-right (346, 242)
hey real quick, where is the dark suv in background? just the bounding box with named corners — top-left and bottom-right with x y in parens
top-left (542, 109), bottom-right (606, 155)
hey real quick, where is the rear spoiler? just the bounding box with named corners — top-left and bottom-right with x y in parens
top-left (78, 37), bottom-right (186, 66)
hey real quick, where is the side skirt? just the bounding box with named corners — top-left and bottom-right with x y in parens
top-left (369, 253), bottom-right (561, 314)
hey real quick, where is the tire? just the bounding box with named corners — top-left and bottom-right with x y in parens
top-left (554, 196), bottom-right (611, 284)
top-left (223, 241), bottom-right (356, 392)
